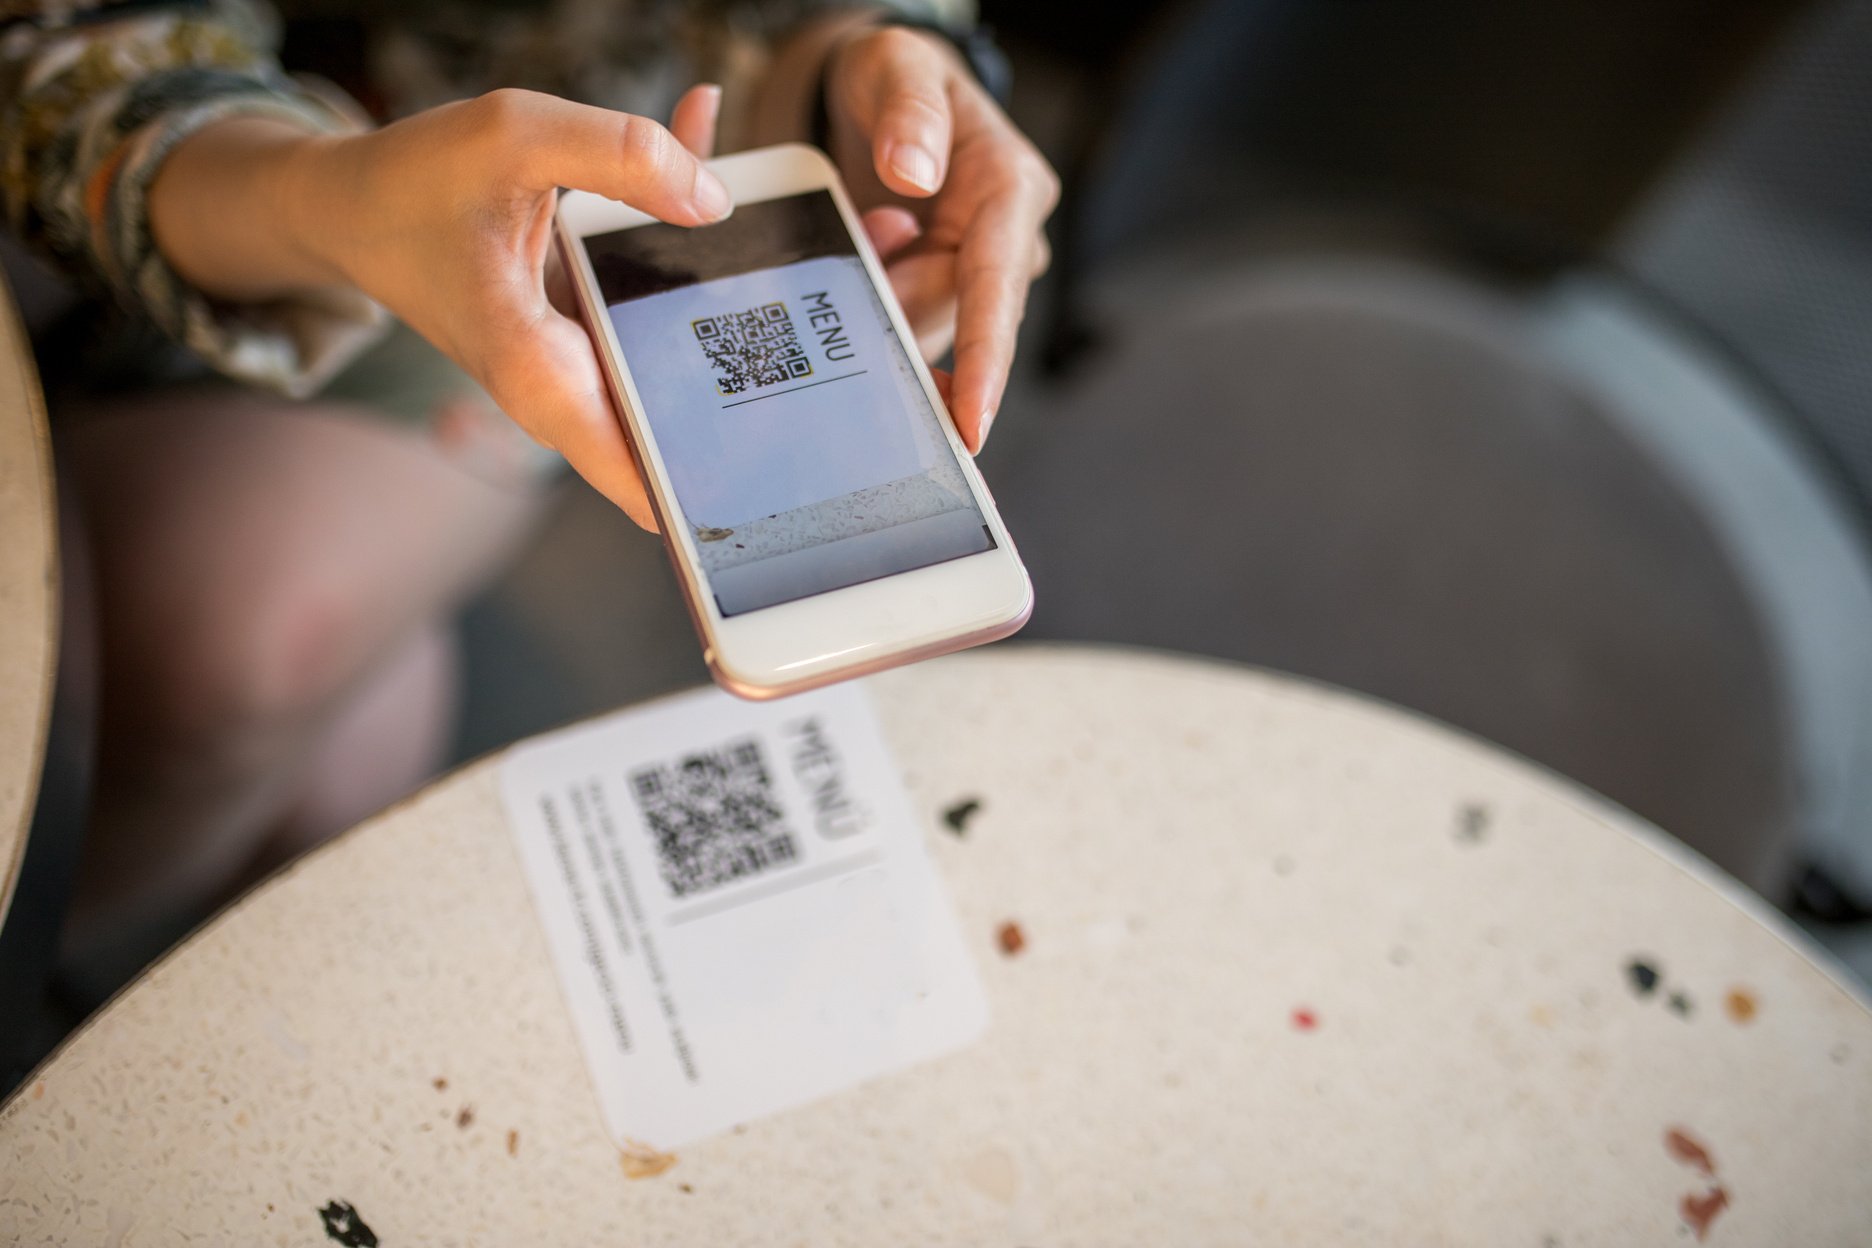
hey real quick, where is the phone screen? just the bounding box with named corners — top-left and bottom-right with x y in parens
top-left (585, 190), bottom-right (995, 618)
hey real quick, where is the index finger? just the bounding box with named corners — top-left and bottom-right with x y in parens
top-left (849, 28), bottom-right (957, 196)
top-left (949, 179), bottom-right (1052, 451)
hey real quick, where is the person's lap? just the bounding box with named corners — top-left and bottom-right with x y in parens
top-left (52, 328), bottom-right (553, 944)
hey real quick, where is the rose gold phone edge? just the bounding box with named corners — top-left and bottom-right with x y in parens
top-left (554, 146), bottom-right (1032, 700)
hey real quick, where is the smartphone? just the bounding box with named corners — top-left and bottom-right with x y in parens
top-left (556, 143), bottom-right (1032, 699)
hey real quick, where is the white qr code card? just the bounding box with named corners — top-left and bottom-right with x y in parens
top-left (498, 681), bottom-right (988, 1151)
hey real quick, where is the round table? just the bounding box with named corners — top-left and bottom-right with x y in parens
top-left (3, 647), bottom-right (1867, 1243)
top-left (0, 277), bottom-right (57, 930)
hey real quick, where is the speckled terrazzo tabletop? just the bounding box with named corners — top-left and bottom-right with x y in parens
top-left (0, 279), bottom-right (56, 929)
top-left (4, 647), bottom-right (1868, 1244)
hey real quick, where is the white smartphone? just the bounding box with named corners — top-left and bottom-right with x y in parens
top-left (556, 142), bottom-right (1032, 699)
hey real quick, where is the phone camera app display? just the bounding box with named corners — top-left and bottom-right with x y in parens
top-left (588, 192), bottom-right (994, 617)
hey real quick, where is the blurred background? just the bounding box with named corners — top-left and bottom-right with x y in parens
top-left (6, 0), bottom-right (1871, 1083)
top-left (452, 0), bottom-right (1872, 986)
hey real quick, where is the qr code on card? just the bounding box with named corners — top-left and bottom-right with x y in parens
top-left (629, 737), bottom-right (800, 898)
top-left (692, 302), bottom-right (814, 396)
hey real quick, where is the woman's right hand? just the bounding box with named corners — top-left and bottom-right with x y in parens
top-left (300, 87), bottom-right (731, 528)
top-left (154, 87), bottom-right (729, 528)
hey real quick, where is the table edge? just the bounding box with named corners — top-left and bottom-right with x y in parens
top-left (0, 271), bottom-right (60, 930)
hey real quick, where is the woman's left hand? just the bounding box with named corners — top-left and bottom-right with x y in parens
top-left (819, 23), bottom-right (1059, 453)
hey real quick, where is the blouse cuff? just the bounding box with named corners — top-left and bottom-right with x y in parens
top-left (108, 84), bottom-right (387, 398)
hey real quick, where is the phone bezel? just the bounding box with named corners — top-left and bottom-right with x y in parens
top-left (556, 143), bottom-right (1031, 699)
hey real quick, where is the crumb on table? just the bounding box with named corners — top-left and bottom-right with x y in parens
top-left (997, 921), bottom-right (1026, 956)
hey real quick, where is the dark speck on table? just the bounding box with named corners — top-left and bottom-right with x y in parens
top-left (318, 1200), bottom-right (379, 1247)
top-left (942, 797), bottom-right (983, 835)
top-left (1455, 802), bottom-right (1492, 843)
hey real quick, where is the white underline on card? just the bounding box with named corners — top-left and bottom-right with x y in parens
top-left (721, 369), bottom-right (868, 409)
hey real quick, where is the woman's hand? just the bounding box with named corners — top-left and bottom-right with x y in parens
top-left (152, 87), bottom-right (730, 529)
top-left (817, 24), bottom-right (1060, 453)
top-left (303, 87), bottom-right (732, 528)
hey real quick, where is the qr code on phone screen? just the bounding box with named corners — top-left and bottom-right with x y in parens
top-left (692, 302), bottom-right (814, 396)
top-left (629, 737), bottom-right (799, 898)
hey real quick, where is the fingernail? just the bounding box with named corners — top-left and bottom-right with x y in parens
top-left (890, 143), bottom-right (940, 193)
top-left (695, 170), bottom-right (732, 221)
top-left (975, 407), bottom-right (996, 452)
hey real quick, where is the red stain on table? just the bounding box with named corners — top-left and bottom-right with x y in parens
top-left (1291, 1007), bottom-right (1318, 1032)
top-left (1665, 1127), bottom-right (1716, 1177)
top-left (1723, 988), bottom-right (1758, 1024)
top-left (1664, 1126), bottom-right (1730, 1240)
top-left (1681, 1186), bottom-right (1730, 1241)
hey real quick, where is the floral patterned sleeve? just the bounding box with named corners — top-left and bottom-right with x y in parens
top-left (0, 0), bottom-right (384, 396)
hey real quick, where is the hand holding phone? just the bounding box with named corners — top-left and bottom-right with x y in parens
top-left (807, 22), bottom-right (1060, 448)
top-left (256, 64), bottom-right (1041, 694)
top-left (558, 144), bottom-right (1032, 698)
top-left (258, 31), bottom-right (1055, 527)
top-left (260, 85), bottom-right (730, 529)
